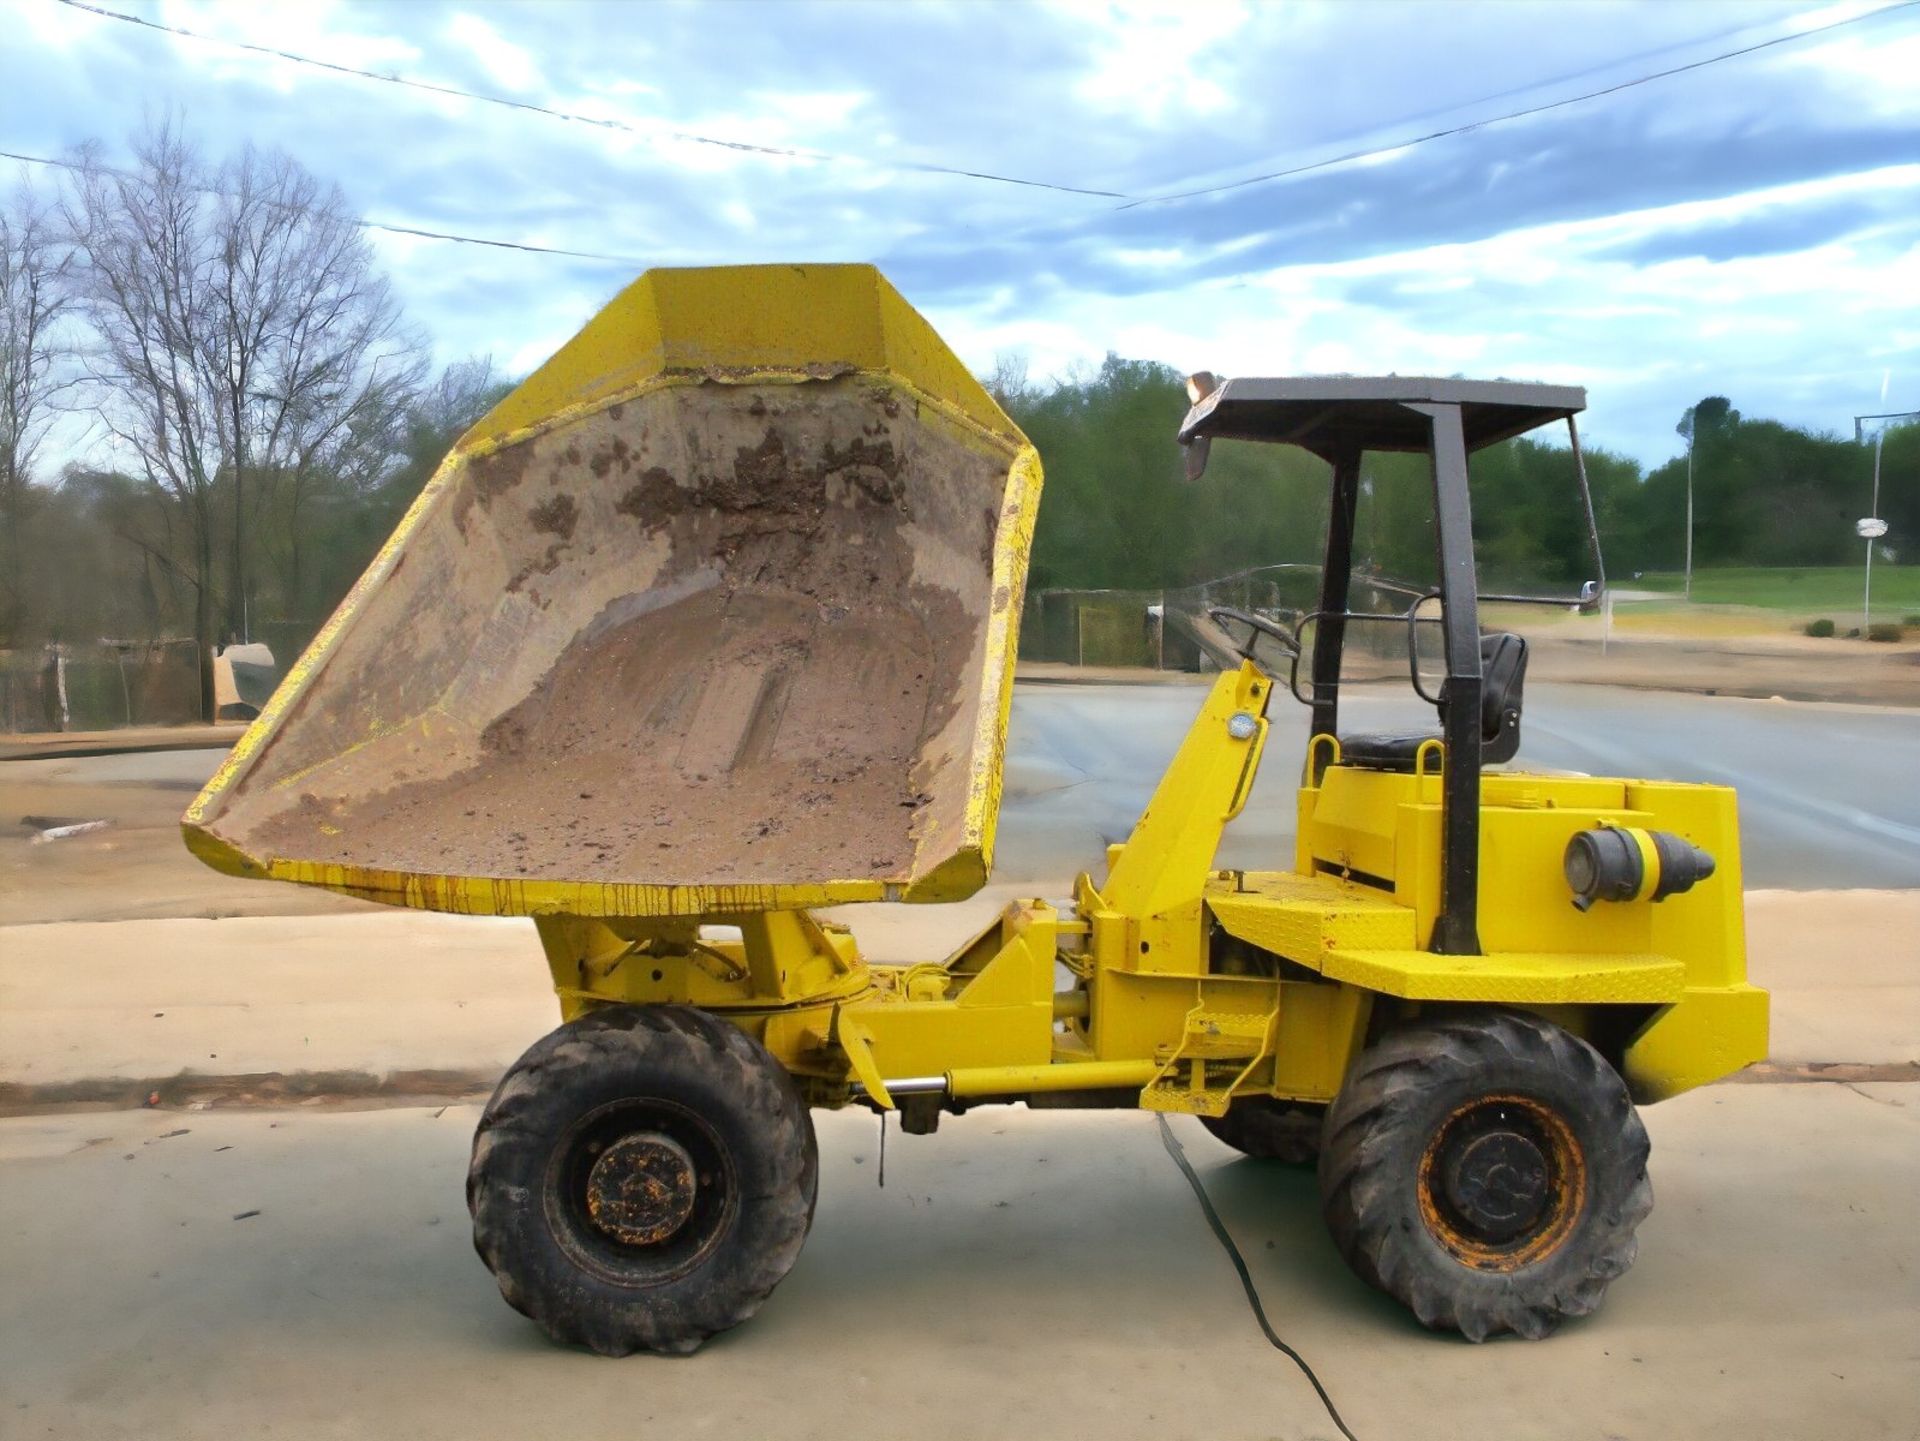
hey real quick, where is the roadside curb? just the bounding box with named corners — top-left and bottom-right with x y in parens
top-left (1014, 664), bottom-right (1209, 687)
top-left (4, 1057), bottom-right (1913, 1118)
top-left (0, 1067), bottom-right (499, 1117)
top-left (0, 724), bottom-right (246, 762)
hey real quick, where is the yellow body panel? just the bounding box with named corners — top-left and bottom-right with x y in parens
top-left (522, 658), bottom-right (1762, 1117)
top-left (1623, 984), bottom-right (1770, 1102)
top-left (1208, 872), bottom-right (1418, 955)
top-left (466, 263), bottom-right (1021, 455)
top-left (1317, 948), bottom-right (1684, 1003)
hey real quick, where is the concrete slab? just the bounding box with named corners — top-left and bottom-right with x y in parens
top-left (1, 1086), bottom-right (1913, 1440)
top-left (1745, 889), bottom-right (1920, 1066)
top-left (0, 913), bottom-right (549, 1088)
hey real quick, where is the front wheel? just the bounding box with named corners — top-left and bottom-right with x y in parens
top-left (468, 1005), bottom-right (818, 1355)
top-left (1318, 1009), bottom-right (1652, 1341)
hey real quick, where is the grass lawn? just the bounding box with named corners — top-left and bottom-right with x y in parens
top-left (1629, 565), bottom-right (1920, 616)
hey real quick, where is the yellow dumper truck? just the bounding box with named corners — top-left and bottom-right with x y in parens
top-left (186, 264), bottom-right (1767, 1354)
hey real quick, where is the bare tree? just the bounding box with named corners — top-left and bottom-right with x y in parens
top-left (0, 175), bottom-right (78, 644)
top-left (65, 122), bottom-right (422, 717)
top-left (66, 125), bottom-right (226, 716)
top-left (983, 350), bottom-right (1037, 412)
top-left (405, 356), bottom-right (508, 467)
top-left (260, 348), bottom-right (421, 617)
top-left (209, 145), bottom-right (423, 635)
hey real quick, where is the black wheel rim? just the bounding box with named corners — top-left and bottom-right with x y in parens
top-left (544, 1097), bottom-right (736, 1286)
top-left (1417, 1093), bottom-right (1586, 1270)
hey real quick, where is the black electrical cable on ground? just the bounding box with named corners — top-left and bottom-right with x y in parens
top-left (1156, 1113), bottom-right (1360, 1441)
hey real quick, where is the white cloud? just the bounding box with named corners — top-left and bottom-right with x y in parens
top-left (156, 0), bottom-right (423, 97)
top-left (754, 90), bottom-right (869, 132)
top-left (506, 324), bottom-right (579, 378)
top-left (8, 0), bottom-right (96, 52)
top-left (1782, 26), bottom-right (1920, 115)
top-left (1109, 246), bottom-right (1187, 268)
top-left (1065, 0), bottom-right (1252, 121)
top-left (445, 13), bottom-right (542, 95)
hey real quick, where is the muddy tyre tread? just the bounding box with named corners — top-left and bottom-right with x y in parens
top-left (1318, 1008), bottom-right (1652, 1342)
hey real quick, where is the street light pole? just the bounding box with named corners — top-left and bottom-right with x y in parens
top-left (1854, 407), bottom-right (1917, 633)
top-left (1684, 425), bottom-right (1694, 602)
top-left (1864, 428), bottom-right (1883, 635)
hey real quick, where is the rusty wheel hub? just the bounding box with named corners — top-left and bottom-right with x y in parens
top-left (1440, 1128), bottom-right (1549, 1243)
top-left (584, 1132), bottom-right (698, 1247)
top-left (1418, 1094), bottom-right (1586, 1269)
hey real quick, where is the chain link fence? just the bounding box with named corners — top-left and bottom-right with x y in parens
top-left (1020, 565), bottom-right (1425, 674)
top-left (0, 640), bottom-right (204, 732)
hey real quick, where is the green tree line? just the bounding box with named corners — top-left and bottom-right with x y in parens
top-left (994, 356), bottom-right (1916, 596)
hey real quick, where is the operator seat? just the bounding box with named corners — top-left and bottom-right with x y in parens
top-left (1339, 631), bottom-right (1528, 771)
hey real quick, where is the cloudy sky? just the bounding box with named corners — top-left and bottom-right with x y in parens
top-left (7, 0), bottom-right (1919, 468)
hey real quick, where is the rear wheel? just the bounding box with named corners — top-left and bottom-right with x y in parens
top-left (1200, 1097), bottom-right (1323, 1164)
top-left (1318, 1008), bottom-right (1651, 1341)
top-left (468, 1005), bottom-right (817, 1355)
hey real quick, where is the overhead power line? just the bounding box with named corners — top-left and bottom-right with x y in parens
top-left (1168, 4), bottom-right (1810, 190)
top-left (0, 147), bottom-right (651, 266)
top-left (1120, 0), bottom-right (1920, 209)
top-left (24, 0), bottom-right (1914, 260)
top-left (52, 0), bottom-right (1128, 201)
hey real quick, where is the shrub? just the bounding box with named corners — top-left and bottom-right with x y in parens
top-left (1804, 617), bottom-right (1836, 638)
top-left (1905, 614), bottom-right (1920, 626)
top-left (1866, 622), bottom-right (1906, 643)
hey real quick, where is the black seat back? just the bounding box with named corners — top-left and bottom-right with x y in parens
top-left (1478, 631), bottom-right (1527, 763)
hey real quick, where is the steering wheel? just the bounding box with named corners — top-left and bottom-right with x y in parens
top-left (1206, 605), bottom-right (1302, 660)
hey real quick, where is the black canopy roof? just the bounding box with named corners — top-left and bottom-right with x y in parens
top-left (1177, 376), bottom-right (1586, 459)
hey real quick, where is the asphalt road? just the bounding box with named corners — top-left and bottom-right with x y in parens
top-left (1000, 680), bottom-right (1920, 890)
top-left (7, 681), bottom-right (1913, 907)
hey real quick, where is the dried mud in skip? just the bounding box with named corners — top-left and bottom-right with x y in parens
top-left (245, 380), bottom-right (1007, 888)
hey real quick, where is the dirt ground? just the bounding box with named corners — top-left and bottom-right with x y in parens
top-left (0, 722), bottom-right (248, 761)
top-left (1524, 629), bottom-right (1920, 706)
top-left (0, 748), bottom-right (376, 926)
top-left (1505, 600), bottom-right (1920, 706)
top-left (1025, 626), bottom-right (1920, 706)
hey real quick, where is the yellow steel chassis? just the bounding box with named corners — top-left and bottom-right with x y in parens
top-left (538, 661), bottom-right (1768, 1114)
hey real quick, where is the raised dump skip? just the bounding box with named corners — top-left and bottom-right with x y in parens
top-left (184, 265), bottom-right (1042, 917)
